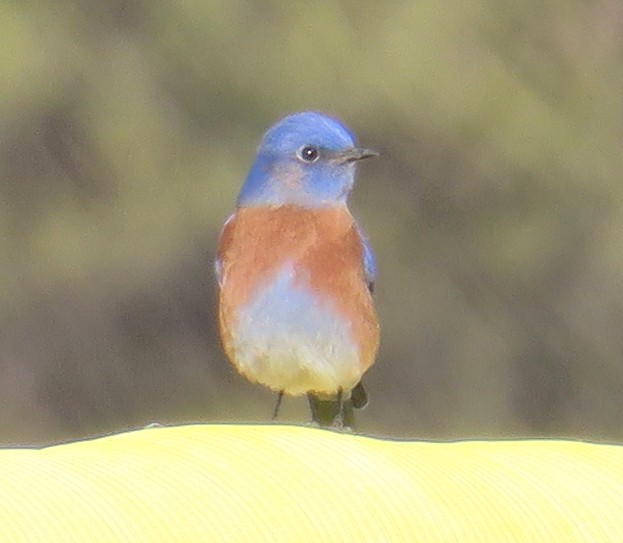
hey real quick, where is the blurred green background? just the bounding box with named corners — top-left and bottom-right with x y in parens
top-left (1, 0), bottom-right (622, 445)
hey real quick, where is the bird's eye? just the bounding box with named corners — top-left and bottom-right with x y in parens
top-left (298, 146), bottom-right (319, 163)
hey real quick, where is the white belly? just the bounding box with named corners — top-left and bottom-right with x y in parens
top-left (230, 266), bottom-right (361, 395)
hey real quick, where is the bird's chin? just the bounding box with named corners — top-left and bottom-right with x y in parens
top-left (338, 181), bottom-right (355, 201)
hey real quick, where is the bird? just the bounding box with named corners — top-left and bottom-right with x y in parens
top-left (215, 111), bottom-right (379, 428)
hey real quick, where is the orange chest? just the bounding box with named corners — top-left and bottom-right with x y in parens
top-left (217, 205), bottom-right (368, 306)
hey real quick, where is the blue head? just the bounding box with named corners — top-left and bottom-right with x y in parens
top-left (237, 112), bottom-right (377, 207)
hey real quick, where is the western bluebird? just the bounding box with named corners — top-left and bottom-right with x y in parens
top-left (216, 111), bottom-right (379, 428)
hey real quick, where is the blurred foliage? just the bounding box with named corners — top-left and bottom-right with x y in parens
top-left (1, 0), bottom-right (622, 445)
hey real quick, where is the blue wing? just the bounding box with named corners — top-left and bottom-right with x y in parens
top-left (356, 225), bottom-right (377, 293)
top-left (215, 214), bottom-right (235, 287)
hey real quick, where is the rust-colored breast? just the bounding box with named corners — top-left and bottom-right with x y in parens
top-left (217, 205), bottom-right (379, 372)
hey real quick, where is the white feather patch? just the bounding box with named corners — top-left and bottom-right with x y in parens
top-left (231, 265), bottom-right (361, 395)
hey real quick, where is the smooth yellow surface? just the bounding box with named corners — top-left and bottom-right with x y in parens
top-left (1, 425), bottom-right (623, 541)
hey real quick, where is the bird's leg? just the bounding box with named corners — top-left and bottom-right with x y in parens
top-left (334, 388), bottom-right (344, 427)
top-left (307, 393), bottom-right (320, 424)
top-left (332, 388), bottom-right (355, 430)
top-left (341, 400), bottom-right (355, 430)
top-left (272, 390), bottom-right (284, 421)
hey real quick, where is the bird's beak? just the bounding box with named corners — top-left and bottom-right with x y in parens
top-left (334, 147), bottom-right (379, 163)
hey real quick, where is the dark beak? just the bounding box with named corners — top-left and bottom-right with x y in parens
top-left (334, 147), bottom-right (379, 163)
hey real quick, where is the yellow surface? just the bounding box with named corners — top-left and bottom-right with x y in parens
top-left (1, 425), bottom-right (622, 541)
